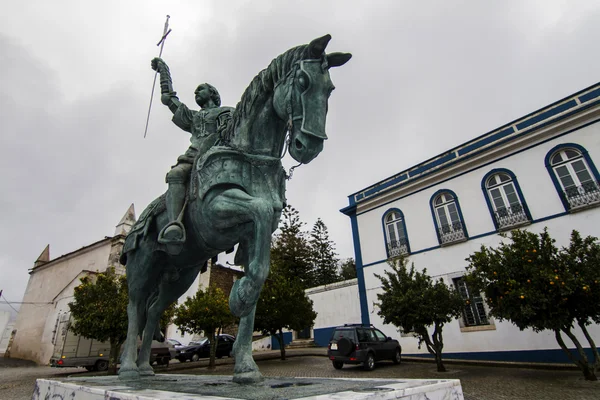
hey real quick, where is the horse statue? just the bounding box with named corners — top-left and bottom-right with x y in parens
top-left (118, 34), bottom-right (351, 383)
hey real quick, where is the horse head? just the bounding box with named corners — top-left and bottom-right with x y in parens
top-left (274, 35), bottom-right (351, 164)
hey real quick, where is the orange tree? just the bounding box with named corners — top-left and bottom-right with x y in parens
top-left (375, 256), bottom-right (464, 372)
top-left (68, 267), bottom-right (128, 374)
top-left (173, 286), bottom-right (235, 368)
top-left (254, 270), bottom-right (317, 360)
top-left (466, 229), bottom-right (600, 381)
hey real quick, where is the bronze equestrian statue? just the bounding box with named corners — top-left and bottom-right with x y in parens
top-left (118, 34), bottom-right (351, 383)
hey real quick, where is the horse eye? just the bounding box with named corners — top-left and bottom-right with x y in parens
top-left (298, 76), bottom-right (306, 87)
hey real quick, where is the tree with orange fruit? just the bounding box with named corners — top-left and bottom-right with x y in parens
top-left (466, 228), bottom-right (600, 381)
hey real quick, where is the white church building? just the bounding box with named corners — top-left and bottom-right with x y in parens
top-left (338, 82), bottom-right (600, 363)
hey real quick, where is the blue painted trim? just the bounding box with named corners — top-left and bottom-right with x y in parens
top-left (271, 332), bottom-right (293, 350)
top-left (579, 87), bottom-right (600, 103)
top-left (363, 174), bottom-right (408, 198)
top-left (544, 143), bottom-right (600, 211)
top-left (429, 189), bottom-right (469, 245)
top-left (313, 326), bottom-right (336, 347)
top-left (359, 210), bottom-right (572, 270)
top-left (381, 208), bottom-right (411, 257)
top-left (515, 100), bottom-right (578, 131)
top-left (348, 213), bottom-right (370, 326)
top-left (347, 84), bottom-right (600, 205)
top-left (480, 168), bottom-right (532, 230)
top-left (352, 118), bottom-right (600, 218)
top-left (340, 204), bottom-right (357, 216)
top-left (408, 153), bottom-right (456, 178)
top-left (457, 127), bottom-right (514, 156)
top-left (405, 347), bottom-right (600, 364)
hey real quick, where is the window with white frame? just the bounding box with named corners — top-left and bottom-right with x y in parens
top-left (384, 210), bottom-right (408, 257)
top-left (550, 148), bottom-right (600, 209)
top-left (453, 277), bottom-right (489, 327)
top-left (485, 172), bottom-right (529, 229)
top-left (433, 192), bottom-right (466, 244)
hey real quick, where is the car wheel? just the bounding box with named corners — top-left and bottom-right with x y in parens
top-left (363, 352), bottom-right (375, 371)
top-left (392, 348), bottom-right (402, 364)
top-left (337, 337), bottom-right (354, 356)
top-left (95, 360), bottom-right (109, 372)
top-left (332, 361), bottom-right (344, 370)
top-left (191, 353), bottom-right (199, 362)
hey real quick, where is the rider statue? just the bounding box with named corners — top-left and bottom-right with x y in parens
top-left (151, 57), bottom-right (234, 254)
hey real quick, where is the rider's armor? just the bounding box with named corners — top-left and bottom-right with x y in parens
top-left (155, 59), bottom-right (234, 254)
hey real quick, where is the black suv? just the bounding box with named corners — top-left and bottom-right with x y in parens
top-left (327, 324), bottom-right (401, 370)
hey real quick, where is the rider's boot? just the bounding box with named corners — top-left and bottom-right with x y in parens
top-left (158, 182), bottom-right (186, 255)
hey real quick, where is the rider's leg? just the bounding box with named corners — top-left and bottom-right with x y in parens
top-left (159, 163), bottom-right (192, 245)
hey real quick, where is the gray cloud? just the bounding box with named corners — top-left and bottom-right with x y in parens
top-left (1, 0), bottom-right (599, 317)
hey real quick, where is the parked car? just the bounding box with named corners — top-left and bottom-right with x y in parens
top-left (167, 338), bottom-right (183, 346)
top-left (177, 334), bottom-right (235, 362)
top-left (327, 324), bottom-right (401, 371)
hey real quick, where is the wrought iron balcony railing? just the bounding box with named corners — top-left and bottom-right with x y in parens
top-left (387, 238), bottom-right (409, 257)
top-left (494, 203), bottom-right (529, 229)
top-left (438, 221), bottom-right (466, 245)
top-left (563, 181), bottom-right (600, 209)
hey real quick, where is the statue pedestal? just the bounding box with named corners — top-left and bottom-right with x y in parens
top-left (33, 374), bottom-right (464, 399)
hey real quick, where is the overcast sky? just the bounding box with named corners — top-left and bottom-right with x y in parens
top-left (1, 0), bottom-right (599, 318)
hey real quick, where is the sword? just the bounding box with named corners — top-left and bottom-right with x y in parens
top-left (144, 15), bottom-right (172, 138)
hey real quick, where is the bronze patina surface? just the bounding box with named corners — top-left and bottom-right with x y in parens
top-left (118, 34), bottom-right (351, 384)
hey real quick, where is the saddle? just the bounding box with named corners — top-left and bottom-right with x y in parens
top-left (120, 146), bottom-right (287, 264)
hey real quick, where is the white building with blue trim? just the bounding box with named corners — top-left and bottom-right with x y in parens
top-left (338, 82), bottom-right (600, 363)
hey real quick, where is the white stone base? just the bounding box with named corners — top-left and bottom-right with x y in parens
top-left (33, 375), bottom-right (464, 400)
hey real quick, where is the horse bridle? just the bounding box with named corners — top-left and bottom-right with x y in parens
top-left (276, 57), bottom-right (328, 178)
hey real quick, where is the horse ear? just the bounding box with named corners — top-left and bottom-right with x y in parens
top-left (327, 52), bottom-right (352, 68)
top-left (308, 34), bottom-right (332, 58)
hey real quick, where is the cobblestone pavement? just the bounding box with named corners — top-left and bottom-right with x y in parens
top-left (167, 351), bottom-right (600, 400)
top-left (3, 350), bottom-right (599, 400)
top-left (0, 357), bottom-right (81, 400)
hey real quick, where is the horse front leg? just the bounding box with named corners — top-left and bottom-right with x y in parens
top-left (205, 188), bottom-right (275, 383)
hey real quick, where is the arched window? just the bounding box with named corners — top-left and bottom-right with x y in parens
top-left (382, 209), bottom-right (410, 257)
top-left (483, 170), bottom-right (530, 230)
top-left (546, 144), bottom-right (600, 210)
top-left (431, 190), bottom-right (467, 245)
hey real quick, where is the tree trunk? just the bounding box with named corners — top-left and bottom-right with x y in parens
top-left (278, 329), bottom-right (286, 360)
top-left (108, 340), bottom-right (121, 375)
top-left (208, 328), bottom-right (217, 369)
top-left (578, 320), bottom-right (600, 377)
top-left (432, 323), bottom-right (446, 372)
top-left (555, 328), bottom-right (597, 381)
top-left (419, 325), bottom-right (446, 372)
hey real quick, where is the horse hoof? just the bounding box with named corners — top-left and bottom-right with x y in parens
top-left (139, 366), bottom-right (155, 376)
top-left (118, 368), bottom-right (140, 380)
top-left (233, 370), bottom-right (264, 384)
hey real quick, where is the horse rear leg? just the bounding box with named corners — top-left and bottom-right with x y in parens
top-left (118, 248), bottom-right (161, 380)
top-left (137, 263), bottom-right (204, 375)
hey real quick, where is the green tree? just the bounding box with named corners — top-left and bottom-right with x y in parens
top-left (309, 218), bottom-right (340, 287)
top-left (254, 269), bottom-right (317, 360)
top-left (173, 286), bottom-right (236, 368)
top-left (375, 257), bottom-right (464, 372)
top-left (466, 228), bottom-right (600, 381)
top-left (338, 258), bottom-right (357, 281)
top-left (160, 301), bottom-right (177, 338)
top-left (270, 205), bottom-right (313, 288)
top-left (68, 267), bottom-right (128, 374)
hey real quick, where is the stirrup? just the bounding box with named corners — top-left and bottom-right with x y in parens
top-left (158, 221), bottom-right (186, 255)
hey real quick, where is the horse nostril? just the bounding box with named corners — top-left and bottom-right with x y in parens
top-left (295, 138), bottom-right (303, 150)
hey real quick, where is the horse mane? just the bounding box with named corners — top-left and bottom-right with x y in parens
top-left (222, 44), bottom-right (311, 142)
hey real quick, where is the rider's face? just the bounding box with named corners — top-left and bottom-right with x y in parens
top-left (195, 85), bottom-right (211, 107)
